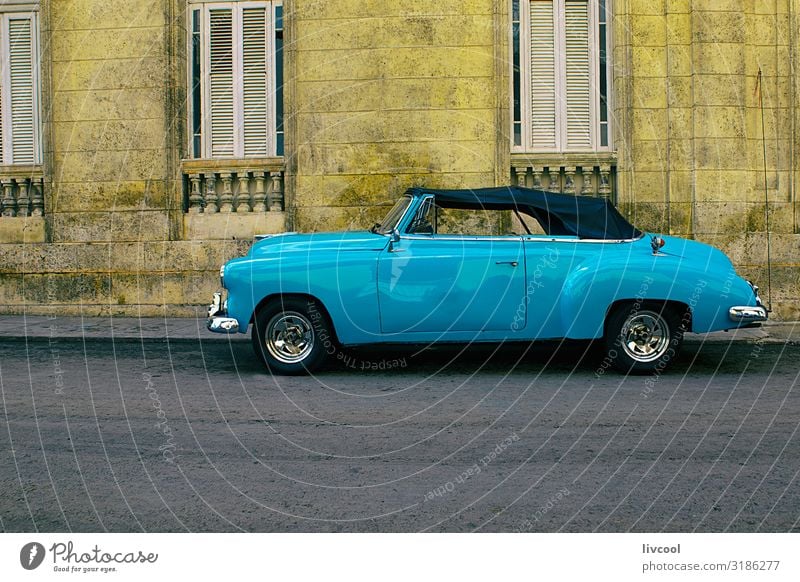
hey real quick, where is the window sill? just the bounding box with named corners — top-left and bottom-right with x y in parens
top-left (510, 151), bottom-right (617, 166)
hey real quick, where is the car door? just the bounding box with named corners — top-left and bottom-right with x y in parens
top-left (377, 233), bottom-right (526, 334)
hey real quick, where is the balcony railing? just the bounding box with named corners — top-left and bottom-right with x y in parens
top-left (510, 153), bottom-right (616, 202)
top-left (0, 165), bottom-right (45, 217)
top-left (182, 158), bottom-right (284, 214)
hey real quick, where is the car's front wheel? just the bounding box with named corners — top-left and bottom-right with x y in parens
top-left (604, 302), bottom-right (686, 375)
top-left (252, 297), bottom-right (332, 375)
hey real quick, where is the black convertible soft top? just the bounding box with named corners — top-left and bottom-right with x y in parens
top-left (407, 186), bottom-right (642, 240)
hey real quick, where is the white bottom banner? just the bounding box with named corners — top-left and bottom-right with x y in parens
top-left (1, 533), bottom-right (797, 581)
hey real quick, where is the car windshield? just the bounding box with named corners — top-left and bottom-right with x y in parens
top-left (372, 196), bottom-right (412, 234)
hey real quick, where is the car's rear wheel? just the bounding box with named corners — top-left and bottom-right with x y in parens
top-left (604, 302), bottom-right (686, 375)
top-left (252, 297), bottom-right (332, 375)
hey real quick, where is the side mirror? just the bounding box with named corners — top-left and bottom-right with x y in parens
top-left (388, 228), bottom-right (404, 253)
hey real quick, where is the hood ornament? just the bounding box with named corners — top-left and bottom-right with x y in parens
top-left (651, 236), bottom-right (666, 255)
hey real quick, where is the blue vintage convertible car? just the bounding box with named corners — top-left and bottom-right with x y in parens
top-left (207, 186), bottom-right (767, 374)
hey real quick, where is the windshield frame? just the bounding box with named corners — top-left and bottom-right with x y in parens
top-left (374, 195), bottom-right (413, 235)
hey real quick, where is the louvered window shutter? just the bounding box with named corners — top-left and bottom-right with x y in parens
top-left (208, 9), bottom-right (235, 157)
top-left (564, 0), bottom-right (591, 149)
top-left (529, 1), bottom-right (556, 150)
top-left (8, 16), bottom-right (36, 164)
top-left (242, 7), bottom-right (268, 157)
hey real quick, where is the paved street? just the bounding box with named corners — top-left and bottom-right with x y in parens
top-left (1, 327), bottom-right (799, 532)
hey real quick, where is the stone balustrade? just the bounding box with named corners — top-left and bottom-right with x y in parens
top-left (0, 166), bottom-right (45, 217)
top-left (182, 158), bottom-right (284, 214)
top-left (511, 154), bottom-right (616, 201)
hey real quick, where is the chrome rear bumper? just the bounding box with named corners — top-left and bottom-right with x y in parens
top-left (729, 305), bottom-right (768, 323)
top-left (207, 292), bottom-right (240, 334)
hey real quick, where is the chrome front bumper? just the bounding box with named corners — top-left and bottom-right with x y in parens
top-left (207, 292), bottom-right (240, 334)
top-left (729, 305), bottom-right (768, 323)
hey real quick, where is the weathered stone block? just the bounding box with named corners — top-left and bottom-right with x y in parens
top-left (50, 28), bottom-right (164, 62)
top-left (694, 106), bottom-right (746, 138)
top-left (631, 109), bottom-right (669, 141)
top-left (49, 211), bottom-right (172, 243)
top-left (692, 11), bottom-right (745, 44)
top-left (294, 0), bottom-right (492, 20)
top-left (0, 218), bottom-right (45, 243)
top-left (295, 14), bottom-right (492, 50)
top-left (50, 57), bottom-right (165, 92)
top-left (296, 77), bottom-right (496, 113)
top-left (631, 15), bottom-right (666, 46)
top-left (296, 142), bottom-right (496, 176)
top-left (50, 0), bottom-right (164, 31)
top-left (297, 109), bottom-right (494, 144)
top-left (631, 47), bottom-right (668, 78)
top-left (50, 180), bottom-right (171, 213)
top-left (51, 88), bottom-right (165, 122)
top-left (183, 212), bottom-right (286, 241)
top-left (693, 43), bottom-right (745, 76)
top-left (295, 46), bottom-right (495, 82)
top-left (631, 79), bottom-right (668, 109)
top-left (52, 119), bottom-right (168, 153)
top-left (52, 150), bottom-right (167, 183)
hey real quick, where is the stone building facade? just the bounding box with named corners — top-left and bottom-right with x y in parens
top-left (0, 0), bottom-right (798, 319)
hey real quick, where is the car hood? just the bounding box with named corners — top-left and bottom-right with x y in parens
top-left (248, 231), bottom-right (389, 257)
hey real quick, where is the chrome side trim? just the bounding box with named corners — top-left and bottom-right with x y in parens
top-left (729, 305), bottom-right (768, 323)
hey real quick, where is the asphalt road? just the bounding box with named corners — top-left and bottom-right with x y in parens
top-left (1, 336), bottom-right (799, 532)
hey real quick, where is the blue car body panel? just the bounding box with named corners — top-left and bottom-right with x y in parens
top-left (219, 193), bottom-right (762, 345)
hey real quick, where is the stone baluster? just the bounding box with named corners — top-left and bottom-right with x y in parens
top-left (204, 173), bottom-right (219, 213)
top-left (598, 165), bottom-right (612, 199)
top-left (252, 171), bottom-right (267, 212)
top-left (0, 179), bottom-right (15, 217)
top-left (31, 179), bottom-right (44, 216)
top-left (15, 179), bottom-right (30, 216)
top-left (219, 172), bottom-right (234, 212)
top-left (511, 166), bottom-right (523, 187)
top-left (236, 172), bottom-right (252, 213)
top-left (563, 166), bottom-right (577, 195)
top-left (580, 167), bottom-right (594, 196)
top-left (269, 171), bottom-right (284, 211)
top-left (188, 174), bottom-right (204, 213)
top-left (531, 166), bottom-right (543, 190)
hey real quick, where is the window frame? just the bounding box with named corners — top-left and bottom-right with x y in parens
top-left (187, 0), bottom-right (283, 159)
top-left (510, 0), bottom-right (613, 154)
top-left (0, 8), bottom-right (41, 165)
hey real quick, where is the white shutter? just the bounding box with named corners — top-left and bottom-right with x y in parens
top-left (529, 1), bottom-right (557, 150)
top-left (241, 7), bottom-right (268, 157)
top-left (8, 17), bottom-right (35, 164)
top-left (564, 0), bottom-right (591, 149)
top-left (208, 9), bottom-right (234, 157)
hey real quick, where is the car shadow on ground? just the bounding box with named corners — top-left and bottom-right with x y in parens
top-left (214, 337), bottom-right (779, 377)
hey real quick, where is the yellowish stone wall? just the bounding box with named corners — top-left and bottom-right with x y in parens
top-left (287, 0), bottom-right (505, 230)
top-left (614, 0), bottom-right (800, 319)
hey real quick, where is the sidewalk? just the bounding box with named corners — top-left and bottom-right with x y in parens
top-left (0, 315), bottom-right (797, 344)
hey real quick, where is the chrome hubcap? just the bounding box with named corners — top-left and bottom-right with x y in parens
top-left (265, 311), bottom-right (314, 364)
top-left (621, 310), bottom-right (670, 363)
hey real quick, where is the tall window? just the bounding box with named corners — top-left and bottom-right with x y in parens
top-left (511, 0), bottom-right (611, 153)
top-left (0, 9), bottom-right (41, 165)
top-left (189, 1), bottom-right (283, 159)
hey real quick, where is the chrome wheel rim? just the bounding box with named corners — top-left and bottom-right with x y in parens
top-left (621, 310), bottom-right (670, 363)
top-left (265, 311), bottom-right (314, 364)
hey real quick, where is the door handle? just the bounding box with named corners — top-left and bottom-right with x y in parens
top-left (496, 261), bottom-right (518, 267)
